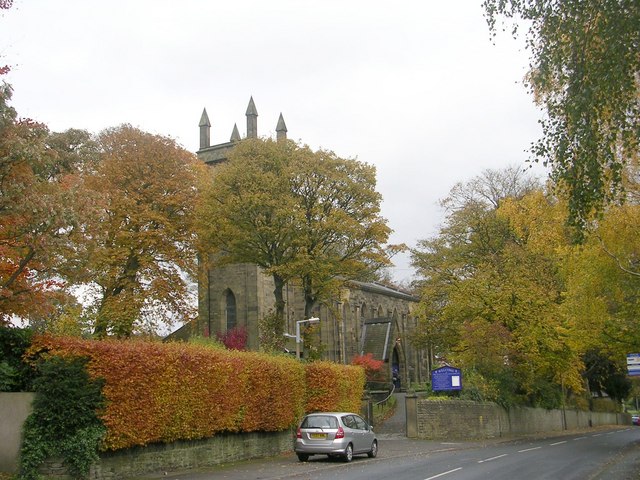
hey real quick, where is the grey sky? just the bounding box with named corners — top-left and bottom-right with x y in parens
top-left (1, 0), bottom-right (546, 283)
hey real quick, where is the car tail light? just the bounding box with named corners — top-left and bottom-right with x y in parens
top-left (335, 427), bottom-right (345, 439)
top-left (296, 427), bottom-right (302, 439)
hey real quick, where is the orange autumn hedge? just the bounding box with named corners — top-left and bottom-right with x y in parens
top-left (304, 361), bottom-right (366, 413)
top-left (27, 335), bottom-right (365, 451)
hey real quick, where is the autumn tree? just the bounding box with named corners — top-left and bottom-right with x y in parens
top-left (559, 202), bottom-right (640, 358)
top-left (483, 0), bottom-right (640, 232)
top-left (553, 153), bottom-right (640, 369)
top-left (287, 147), bottom-right (391, 318)
top-left (0, 82), bottom-right (97, 324)
top-left (197, 138), bottom-right (392, 343)
top-left (197, 139), bottom-right (301, 343)
top-left (82, 125), bottom-right (205, 337)
top-left (411, 167), bottom-right (542, 369)
top-left (412, 167), bottom-right (581, 407)
top-left (415, 164), bottom-right (640, 406)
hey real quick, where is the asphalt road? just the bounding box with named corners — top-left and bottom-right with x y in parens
top-left (143, 426), bottom-right (640, 480)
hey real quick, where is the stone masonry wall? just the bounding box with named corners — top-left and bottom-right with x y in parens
top-left (415, 400), bottom-right (507, 439)
top-left (0, 392), bottom-right (35, 473)
top-left (38, 431), bottom-right (293, 480)
top-left (407, 397), bottom-right (631, 440)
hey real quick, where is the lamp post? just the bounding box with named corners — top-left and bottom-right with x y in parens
top-left (295, 318), bottom-right (319, 360)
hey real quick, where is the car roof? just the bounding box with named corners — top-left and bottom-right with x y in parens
top-left (304, 412), bottom-right (358, 416)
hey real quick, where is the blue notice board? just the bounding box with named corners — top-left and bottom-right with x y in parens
top-left (431, 366), bottom-right (462, 391)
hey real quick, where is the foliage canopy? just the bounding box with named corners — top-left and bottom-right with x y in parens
top-left (413, 166), bottom-right (638, 407)
top-left (483, 0), bottom-right (640, 232)
top-left (197, 138), bottom-right (392, 340)
top-left (83, 125), bottom-right (205, 337)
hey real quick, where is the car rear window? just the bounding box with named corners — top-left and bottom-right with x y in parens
top-left (302, 415), bottom-right (338, 429)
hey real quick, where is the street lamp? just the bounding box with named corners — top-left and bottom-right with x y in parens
top-left (295, 317), bottom-right (319, 360)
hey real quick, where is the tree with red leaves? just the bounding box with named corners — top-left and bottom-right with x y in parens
top-left (0, 83), bottom-right (97, 324)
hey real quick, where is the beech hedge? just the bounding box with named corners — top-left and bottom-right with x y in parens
top-left (305, 361), bottom-right (366, 413)
top-left (27, 335), bottom-right (365, 451)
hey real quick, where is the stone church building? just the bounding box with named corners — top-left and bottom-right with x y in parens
top-left (178, 98), bottom-right (428, 388)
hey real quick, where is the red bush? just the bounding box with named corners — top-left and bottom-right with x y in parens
top-left (351, 353), bottom-right (385, 381)
top-left (217, 326), bottom-right (248, 350)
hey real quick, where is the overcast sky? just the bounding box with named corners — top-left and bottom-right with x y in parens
top-left (1, 0), bottom-right (546, 284)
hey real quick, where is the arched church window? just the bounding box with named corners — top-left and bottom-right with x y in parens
top-left (224, 289), bottom-right (237, 331)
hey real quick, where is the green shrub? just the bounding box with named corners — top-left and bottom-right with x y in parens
top-left (0, 360), bottom-right (19, 391)
top-left (0, 326), bottom-right (34, 391)
top-left (19, 355), bottom-right (105, 480)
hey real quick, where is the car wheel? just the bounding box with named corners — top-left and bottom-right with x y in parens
top-left (343, 443), bottom-right (353, 462)
top-left (367, 440), bottom-right (378, 458)
top-left (297, 453), bottom-right (309, 462)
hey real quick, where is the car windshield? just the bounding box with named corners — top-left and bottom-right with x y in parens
top-left (302, 415), bottom-right (339, 429)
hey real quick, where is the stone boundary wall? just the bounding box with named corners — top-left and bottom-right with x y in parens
top-left (42, 431), bottom-right (293, 480)
top-left (406, 396), bottom-right (631, 440)
top-left (0, 392), bottom-right (35, 473)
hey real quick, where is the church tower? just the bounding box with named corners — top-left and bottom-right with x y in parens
top-left (194, 97), bottom-right (291, 351)
top-left (196, 97), bottom-right (287, 165)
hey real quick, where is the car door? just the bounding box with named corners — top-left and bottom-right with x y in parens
top-left (341, 415), bottom-right (360, 451)
top-left (353, 415), bottom-right (369, 452)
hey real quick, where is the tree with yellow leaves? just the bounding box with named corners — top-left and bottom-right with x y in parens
top-left (197, 138), bottom-right (392, 345)
top-left (82, 125), bottom-right (206, 337)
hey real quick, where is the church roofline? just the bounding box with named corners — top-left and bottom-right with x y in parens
top-left (197, 141), bottom-right (235, 153)
top-left (347, 280), bottom-right (418, 302)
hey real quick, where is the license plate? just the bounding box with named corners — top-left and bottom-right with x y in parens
top-left (310, 433), bottom-right (326, 439)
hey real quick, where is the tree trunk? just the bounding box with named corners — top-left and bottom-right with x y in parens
top-left (272, 273), bottom-right (286, 336)
top-left (302, 274), bottom-right (316, 319)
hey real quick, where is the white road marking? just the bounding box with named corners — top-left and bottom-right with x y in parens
top-left (518, 446), bottom-right (542, 453)
top-left (573, 436), bottom-right (587, 440)
top-left (478, 454), bottom-right (508, 463)
top-left (424, 467), bottom-right (463, 480)
top-left (550, 441), bottom-right (567, 446)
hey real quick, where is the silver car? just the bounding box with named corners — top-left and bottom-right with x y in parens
top-left (294, 412), bottom-right (378, 462)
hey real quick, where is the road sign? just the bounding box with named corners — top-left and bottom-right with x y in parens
top-left (431, 366), bottom-right (462, 391)
top-left (627, 353), bottom-right (640, 376)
